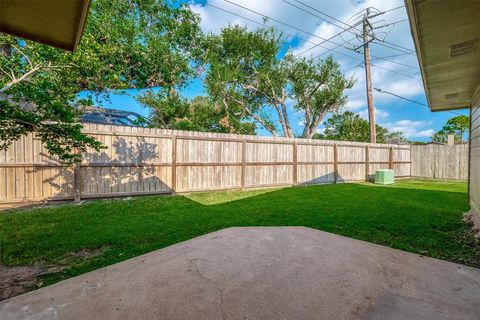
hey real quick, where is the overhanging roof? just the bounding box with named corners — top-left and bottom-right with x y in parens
top-left (0, 0), bottom-right (90, 51)
top-left (405, 0), bottom-right (480, 111)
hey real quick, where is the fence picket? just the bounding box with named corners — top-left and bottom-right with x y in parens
top-left (0, 124), bottom-right (420, 208)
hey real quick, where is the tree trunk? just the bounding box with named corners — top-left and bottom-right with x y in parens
top-left (280, 102), bottom-right (294, 138)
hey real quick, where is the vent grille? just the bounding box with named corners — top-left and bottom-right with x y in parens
top-left (449, 39), bottom-right (478, 58)
top-left (445, 92), bottom-right (459, 100)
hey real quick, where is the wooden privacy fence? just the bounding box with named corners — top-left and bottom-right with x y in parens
top-left (411, 144), bottom-right (468, 180)
top-left (0, 124), bottom-right (411, 208)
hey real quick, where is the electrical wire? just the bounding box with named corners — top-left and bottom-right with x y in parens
top-left (373, 19), bottom-right (408, 29)
top-left (206, 2), bottom-right (361, 64)
top-left (278, 0), bottom-right (417, 67)
top-left (372, 56), bottom-right (417, 70)
top-left (373, 88), bottom-right (464, 116)
top-left (222, 0), bottom-right (354, 51)
top-left (293, 22), bottom-right (361, 57)
top-left (290, 0), bottom-right (416, 55)
top-left (371, 40), bottom-right (415, 55)
top-left (205, 1), bottom-right (366, 67)
top-left (203, 2), bottom-right (420, 84)
top-left (381, 5), bottom-right (405, 14)
top-left (344, 63), bottom-right (364, 73)
top-left (376, 53), bottom-right (412, 59)
top-left (206, 3), bottom-right (318, 46)
top-left (371, 63), bottom-right (419, 79)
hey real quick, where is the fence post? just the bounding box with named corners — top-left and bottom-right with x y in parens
top-left (241, 139), bottom-right (246, 189)
top-left (409, 146), bottom-right (412, 178)
top-left (333, 143), bottom-right (338, 183)
top-left (171, 135), bottom-right (177, 193)
top-left (293, 141), bottom-right (298, 185)
top-left (389, 147), bottom-right (394, 170)
top-left (365, 145), bottom-right (370, 182)
top-left (467, 106), bottom-right (472, 199)
top-left (73, 149), bottom-right (82, 203)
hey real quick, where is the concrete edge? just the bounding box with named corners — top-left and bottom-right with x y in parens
top-left (3, 226), bottom-right (480, 305)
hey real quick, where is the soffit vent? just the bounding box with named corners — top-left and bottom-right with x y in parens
top-left (449, 39), bottom-right (478, 58)
top-left (445, 92), bottom-right (460, 99)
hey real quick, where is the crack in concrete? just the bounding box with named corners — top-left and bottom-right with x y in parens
top-left (185, 254), bottom-right (226, 320)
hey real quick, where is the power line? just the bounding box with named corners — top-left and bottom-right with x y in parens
top-left (371, 63), bottom-right (419, 79)
top-left (290, 0), bottom-right (415, 55)
top-left (374, 53), bottom-right (411, 60)
top-left (205, 2), bottom-right (420, 87)
top-left (344, 63), bottom-right (364, 73)
top-left (378, 41), bottom-right (416, 55)
top-left (304, 36), bottom-right (359, 58)
top-left (293, 22), bottom-right (361, 57)
top-left (206, 3), bottom-right (318, 47)
top-left (281, 0), bottom-right (345, 30)
top-left (222, 0), bottom-right (366, 60)
top-left (206, 3), bottom-right (268, 29)
top-left (381, 5), bottom-right (405, 14)
top-left (205, 1), bottom-right (366, 69)
top-left (372, 39), bottom-right (415, 55)
top-left (308, 53), bottom-right (418, 80)
top-left (372, 56), bottom-right (417, 70)
top-left (373, 18), bottom-right (408, 29)
top-left (278, 1), bottom-right (418, 68)
top-left (291, 0), bottom-right (360, 33)
top-left (373, 88), bottom-right (426, 106)
top-left (373, 88), bottom-right (464, 116)
top-left (280, 0), bottom-right (361, 57)
top-left (222, 0), bottom-right (336, 43)
top-left (206, 1), bottom-right (362, 64)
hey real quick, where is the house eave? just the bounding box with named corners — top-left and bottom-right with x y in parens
top-left (404, 0), bottom-right (480, 112)
top-left (0, 0), bottom-right (91, 51)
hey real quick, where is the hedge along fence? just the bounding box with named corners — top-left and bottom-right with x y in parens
top-left (0, 123), bottom-right (411, 208)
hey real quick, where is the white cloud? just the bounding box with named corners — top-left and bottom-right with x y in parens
top-left (345, 99), bottom-right (364, 111)
top-left (359, 108), bottom-right (389, 120)
top-left (291, 22), bottom-right (340, 56)
top-left (416, 129), bottom-right (435, 137)
top-left (384, 78), bottom-right (424, 98)
top-left (383, 119), bottom-right (434, 138)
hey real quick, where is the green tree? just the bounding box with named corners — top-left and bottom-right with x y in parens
top-left (139, 94), bottom-right (255, 134)
top-left (0, 0), bottom-right (201, 163)
top-left (313, 111), bottom-right (399, 144)
top-left (287, 54), bottom-right (354, 138)
top-left (385, 131), bottom-right (408, 144)
top-left (202, 25), bottom-right (353, 138)
top-left (431, 115), bottom-right (469, 143)
top-left (201, 26), bottom-right (283, 136)
top-left (431, 129), bottom-right (450, 144)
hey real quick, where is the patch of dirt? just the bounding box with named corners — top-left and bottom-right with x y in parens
top-left (0, 264), bottom-right (42, 301)
top-left (0, 246), bottom-right (109, 301)
top-left (69, 247), bottom-right (106, 259)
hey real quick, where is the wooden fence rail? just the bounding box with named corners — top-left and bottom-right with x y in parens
top-left (0, 124), bottom-right (413, 208)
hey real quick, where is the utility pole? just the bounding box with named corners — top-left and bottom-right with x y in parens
top-left (363, 8), bottom-right (376, 143)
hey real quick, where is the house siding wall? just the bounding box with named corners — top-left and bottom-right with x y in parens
top-left (469, 105), bottom-right (480, 229)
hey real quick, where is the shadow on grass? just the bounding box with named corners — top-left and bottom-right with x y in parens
top-left (0, 180), bottom-right (477, 294)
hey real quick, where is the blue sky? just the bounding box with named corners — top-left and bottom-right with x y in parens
top-left (86, 0), bottom-right (469, 141)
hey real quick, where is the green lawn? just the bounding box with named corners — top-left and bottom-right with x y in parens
top-left (0, 179), bottom-right (479, 289)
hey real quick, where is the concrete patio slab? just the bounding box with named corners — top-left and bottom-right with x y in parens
top-left (1, 227), bottom-right (479, 320)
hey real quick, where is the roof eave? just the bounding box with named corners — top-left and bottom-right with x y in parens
top-left (404, 0), bottom-right (432, 110)
top-left (0, 0), bottom-right (91, 52)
